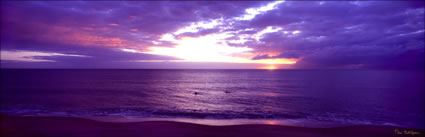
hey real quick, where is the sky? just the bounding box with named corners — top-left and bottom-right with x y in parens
top-left (1, 1), bottom-right (424, 69)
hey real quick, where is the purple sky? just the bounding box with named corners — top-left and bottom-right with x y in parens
top-left (1, 1), bottom-right (424, 69)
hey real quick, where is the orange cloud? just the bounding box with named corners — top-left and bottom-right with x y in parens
top-left (20, 23), bottom-right (127, 47)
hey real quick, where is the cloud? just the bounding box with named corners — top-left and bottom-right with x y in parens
top-left (1, 1), bottom-right (424, 69)
top-left (0, 50), bottom-right (88, 62)
top-left (252, 51), bottom-right (301, 60)
top-left (237, 1), bottom-right (424, 69)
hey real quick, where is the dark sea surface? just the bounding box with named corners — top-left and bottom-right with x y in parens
top-left (1, 69), bottom-right (424, 129)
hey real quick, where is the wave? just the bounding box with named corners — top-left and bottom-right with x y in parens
top-left (0, 107), bottom-right (405, 128)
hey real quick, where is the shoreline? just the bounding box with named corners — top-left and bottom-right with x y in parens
top-left (1, 115), bottom-right (423, 137)
top-left (0, 113), bottom-right (405, 127)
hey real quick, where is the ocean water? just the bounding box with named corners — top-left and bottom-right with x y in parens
top-left (1, 69), bottom-right (424, 129)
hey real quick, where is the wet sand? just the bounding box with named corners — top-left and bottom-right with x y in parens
top-left (0, 115), bottom-right (423, 137)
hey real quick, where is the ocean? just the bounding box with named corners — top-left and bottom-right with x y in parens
top-left (1, 69), bottom-right (423, 129)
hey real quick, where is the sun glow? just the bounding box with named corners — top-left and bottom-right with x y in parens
top-left (263, 66), bottom-right (277, 70)
top-left (264, 121), bottom-right (278, 125)
top-left (254, 58), bottom-right (296, 64)
top-left (144, 35), bottom-right (297, 64)
top-left (147, 34), bottom-right (254, 62)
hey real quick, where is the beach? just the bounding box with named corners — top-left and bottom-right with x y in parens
top-left (1, 115), bottom-right (423, 137)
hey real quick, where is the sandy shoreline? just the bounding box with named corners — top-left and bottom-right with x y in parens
top-left (0, 115), bottom-right (423, 137)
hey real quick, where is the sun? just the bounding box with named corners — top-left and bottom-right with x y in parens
top-left (263, 66), bottom-right (277, 70)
